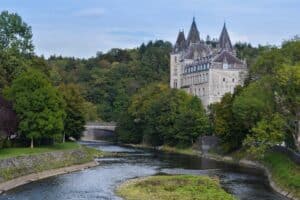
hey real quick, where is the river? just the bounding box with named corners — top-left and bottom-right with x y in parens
top-left (0, 140), bottom-right (288, 200)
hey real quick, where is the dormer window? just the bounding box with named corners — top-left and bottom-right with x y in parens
top-left (223, 63), bottom-right (229, 69)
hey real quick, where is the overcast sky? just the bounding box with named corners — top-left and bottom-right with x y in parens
top-left (1, 0), bottom-right (300, 58)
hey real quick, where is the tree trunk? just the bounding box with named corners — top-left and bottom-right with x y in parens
top-left (30, 137), bottom-right (34, 148)
top-left (62, 133), bottom-right (65, 143)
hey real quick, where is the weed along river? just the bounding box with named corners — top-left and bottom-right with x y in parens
top-left (0, 140), bottom-right (288, 200)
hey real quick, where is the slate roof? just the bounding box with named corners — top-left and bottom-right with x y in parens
top-left (213, 50), bottom-right (243, 65)
top-left (174, 31), bottom-right (187, 53)
top-left (219, 23), bottom-right (233, 51)
top-left (185, 42), bottom-right (211, 59)
top-left (187, 18), bottom-right (200, 46)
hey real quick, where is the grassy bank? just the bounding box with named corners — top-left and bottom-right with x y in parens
top-left (0, 142), bottom-right (80, 160)
top-left (124, 143), bottom-right (198, 156)
top-left (117, 175), bottom-right (235, 200)
top-left (0, 143), bottom-right (103, 182)
top-left (263, 152), bottom-right (300, 198)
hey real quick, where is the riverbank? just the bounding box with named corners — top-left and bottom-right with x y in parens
top-left (123, 143), bottom-right (299, 200)
top-left (0, 161), bottom-right (98, 193)
top-left (0, 143), bottom-right (103, 193)
top-left (0, 142), bottom-right (80, 160)
top-left (117, 175), bottom-right (235, 200)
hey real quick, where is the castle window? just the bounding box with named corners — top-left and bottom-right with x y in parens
top-left (223, 63), bottom-right (229, 69)
top-left (223, 78), bottom-right (226, 82)
top-left (173, 80), bottom-right (177, 88)
top-left (175, 56), bottom-right (177, 63)
top-left (232, 78), bottom-right (235, 82)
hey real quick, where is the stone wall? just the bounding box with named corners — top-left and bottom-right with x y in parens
top-left (0, 148), bottom-right (94, 183)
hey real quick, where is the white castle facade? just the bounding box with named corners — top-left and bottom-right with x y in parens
top-left (170, 18), bottom-right (248, 107)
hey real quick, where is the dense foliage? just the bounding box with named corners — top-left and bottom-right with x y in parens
top-left (0, 10), bottom-right (174, 148)
top-left (4, 69), bottom-right (66, 148)
top-left (58, 83), bottom-right (86, 141)
top-left (47, 41), bottom-right (172, 121)
top-left (116, 84), bottom-right (209, 147)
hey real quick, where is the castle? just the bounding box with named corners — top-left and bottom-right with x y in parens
top-left (170, 18), bottom-right (248, 107)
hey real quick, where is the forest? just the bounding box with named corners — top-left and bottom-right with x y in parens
top-left (0, 11), bottom-right (299, 156)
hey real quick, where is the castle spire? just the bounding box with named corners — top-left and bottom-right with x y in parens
top-left (219, 22), bottom-right (233, 51)
top-left (187, 17), bottom-right (200, 46)
top-left (174, 30), bottom-right (186, 53)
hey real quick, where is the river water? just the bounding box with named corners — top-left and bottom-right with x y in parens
top-left (0, 140), bottom-right (287, 200)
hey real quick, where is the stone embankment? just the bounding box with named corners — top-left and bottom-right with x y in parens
top-left (201, 153), bottom-right (299, 200)
top-left (0, 161), bottom-right (98, 193)
top-left (0, 148), bottom-right (100, 193)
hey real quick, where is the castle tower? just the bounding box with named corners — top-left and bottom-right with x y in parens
top-left (219, 23), bottom-right (233, 52)
top-left (170, 30), bottom-right (186, 88)
top-left (174, 30), bottom-right (187, 53)
top-left (187, 17), bottom-right (200, 46)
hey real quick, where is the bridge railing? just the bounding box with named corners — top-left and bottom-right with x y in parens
top-left (86, 122), bottom-right (116, 126)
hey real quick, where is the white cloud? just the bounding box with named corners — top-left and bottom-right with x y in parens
top-left (74, 8), bottom-right (105, 17)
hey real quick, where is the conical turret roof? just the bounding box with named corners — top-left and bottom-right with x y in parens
top-left (219, 23), bottom-right (233, 51)
top-left (187, 17), bottom-right (200, 46)
top-left (174, 30), bottom-right (187, 52)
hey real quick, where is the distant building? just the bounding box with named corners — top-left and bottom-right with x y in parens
top-left (170, 18), bottom-right (247, 107)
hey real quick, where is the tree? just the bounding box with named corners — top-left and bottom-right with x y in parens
top-left (4, 69), bottom-right (65, 148)
top-left (243, 113), bottom-right (286, 157)
top-left (0, 11), bottom-right (34, 88)
top-left (117, 83), bottom-right (209, 147)
top-left (274, 65), bottom-right (300, 149)
top-left (58, 83), bottom-right (86, 141)
top-left (173, 96), bottom-right (209, 147)
top-left (233, 78), bottom-right (275, 131)
top-left (0, 96), bottom-right (18, 143)
top-left (250, 48), bottom-right (286, 80)
top-left (0, 11), bottom-right (33, 54)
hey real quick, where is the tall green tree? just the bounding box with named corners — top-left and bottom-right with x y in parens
top-left (58, 83), bottom-right (86, 141)
top-left (243, 113), bottom-right (286, 157)
top-left (0, 11), bottom-right (34, 88)
top-left (4, 69), bottom-right (65, 148)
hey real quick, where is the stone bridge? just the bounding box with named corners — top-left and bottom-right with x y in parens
top-left (82, 123), bottom-right (116, 141)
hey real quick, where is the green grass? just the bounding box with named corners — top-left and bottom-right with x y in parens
top-left (0, 142), bottom-right (80, 160)
top-left (117, 175), bottom-right (236, 200)
top-left (263, 152), bottom-right (300, 198)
